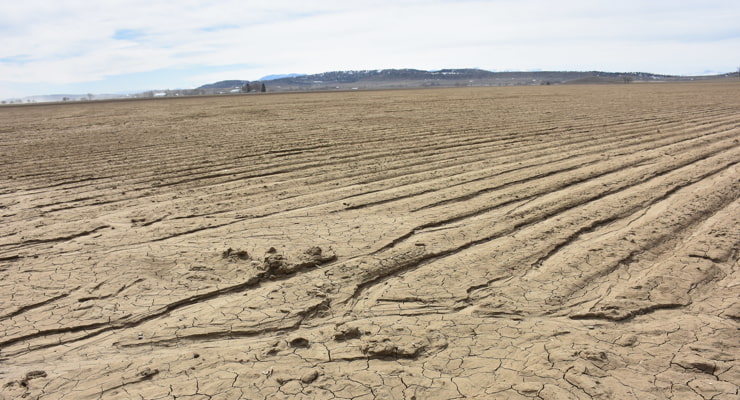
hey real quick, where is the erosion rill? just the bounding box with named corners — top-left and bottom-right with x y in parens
top-left (1, 82), bottom-right (739, 399)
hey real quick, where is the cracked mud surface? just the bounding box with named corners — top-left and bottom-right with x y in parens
top-left (1, 83), bottom-right (739, 399)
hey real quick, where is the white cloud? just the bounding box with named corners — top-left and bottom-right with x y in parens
top-left (1, 0), bottom-right (739, 97)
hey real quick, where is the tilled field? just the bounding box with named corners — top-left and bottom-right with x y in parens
top-left (1, 83), bottom-right (739, 399)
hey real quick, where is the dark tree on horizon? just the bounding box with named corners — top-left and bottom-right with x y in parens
top-left (261, 83), bottom-right (266, 92)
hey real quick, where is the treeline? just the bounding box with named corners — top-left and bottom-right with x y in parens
top-left (241, 82), bottom-right (266, 93)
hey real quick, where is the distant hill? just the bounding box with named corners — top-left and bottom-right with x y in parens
top-left (259, 73), bottom-right (306, 81)
top-left (6, 68), bottom-right (734, 105)
top-left (197, 80), bottom-right (250, 90)
top-left (198, 69), bottom-right (736, 93)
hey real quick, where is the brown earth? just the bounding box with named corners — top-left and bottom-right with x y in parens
top-left (1, 83), bottom-right (739, 399)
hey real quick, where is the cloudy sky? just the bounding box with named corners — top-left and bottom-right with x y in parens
top-left (1, 0), bottom-right (739, 98)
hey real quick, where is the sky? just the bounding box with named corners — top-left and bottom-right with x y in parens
top-left (1, 0), bottom-right (739, 98)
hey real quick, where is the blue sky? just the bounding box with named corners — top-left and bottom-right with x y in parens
top-left (1, 0), bottom-right (739, 98)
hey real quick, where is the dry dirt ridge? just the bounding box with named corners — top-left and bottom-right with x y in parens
top-left (0, 83), bottom-right (739, 399)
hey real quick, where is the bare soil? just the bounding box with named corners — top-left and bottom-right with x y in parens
top-left (1, 83), bottom-right (739, 399)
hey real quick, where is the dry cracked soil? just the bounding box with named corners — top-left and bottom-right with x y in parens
top-left (1, 83), bottom-right (739, 399)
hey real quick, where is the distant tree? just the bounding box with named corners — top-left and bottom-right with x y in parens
top-left (622, 75), bottom-right (633, 84)
top-left (62, 97), bottom-right (70, 101)
top-left (260, 83), bottom-right (266, 92)
top-left (242, 83), bottom-right (251, 93)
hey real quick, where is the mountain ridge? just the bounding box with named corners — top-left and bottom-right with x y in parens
top-left (197, 68), bottom-right (735, 91)
top-left (5, 68), bottom-right (735, 104)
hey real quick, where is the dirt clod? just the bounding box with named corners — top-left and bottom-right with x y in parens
top-left (222, 248), bottom-right (249, 261)
top-left (300, 370), bottom-right (319, 384)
